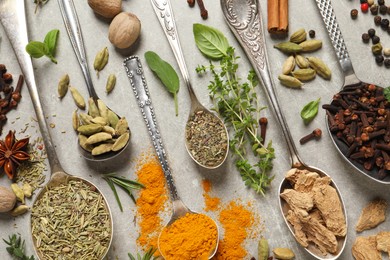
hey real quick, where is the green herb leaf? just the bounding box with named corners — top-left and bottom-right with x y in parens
top-left (128, 247), bottom-right (157, 260)
top-left (144, 51), bottom-right (180, 116)
top-left (26, 41), bottom-right (48, 58)
top-left (44, 29), bottom-right (59, 56)
top-left (384, 87), bottom-right (390, 102)
top-left (300, 98), bottom-right (320, 124)
top-left (3, 234), bottom-right (35, 260)
top-left (104, 177), bottom-right (123, 212)
top-left (193, 23), bottom-right (229, 59)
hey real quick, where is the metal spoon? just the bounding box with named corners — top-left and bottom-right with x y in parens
top-left (123, 56), bottom-right (219, 259)
top-left (314, 0), bottom-right (390, 183)
top-left (150, 0), bottom-right (229, 169)
top-left (0, 1), bottom-right (113, 259)
top-left (221, 0), bottom-right (347, 259)
top-left (57, 0), bottom-right (129, 162)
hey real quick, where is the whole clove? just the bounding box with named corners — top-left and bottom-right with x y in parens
top-left (322, 82), bottom-right (390, 179)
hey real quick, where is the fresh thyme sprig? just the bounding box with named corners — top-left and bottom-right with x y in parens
top-left (128, 247), bottom-right (158, 260)
top-left (3, 234), bottom-right (35, 260)
top-left (103, 173), bottom-right (144, 211)
top-left (196, 46), bottom-right (275, 195)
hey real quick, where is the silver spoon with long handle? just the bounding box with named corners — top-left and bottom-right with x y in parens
top-left (220, 0), bottom-right (347, 258)
top-left (0, 1), bottom-right (113, 259)
top-left (124, 56), bottom-right (219, 259)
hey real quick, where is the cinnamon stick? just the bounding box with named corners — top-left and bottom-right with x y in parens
top-left (279, 0), bottom-right (289, 33)
top-left (267, 0), bottom-right (288, 34)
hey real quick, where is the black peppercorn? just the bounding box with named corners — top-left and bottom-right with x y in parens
top-left (384, 58), bottom-right (390, 67)
top-left (378, 0), bottom-right (385, 5)
top-left (362, 33), bottom-right (371, 42)
top-left (376, 55), bottom-right (384, 64)
top-left (368, 28), bottom-right (376, 37)
top-left (372, 35), bottom-right (381, 44)
top-left (351, 9), bottom-right (359, 19)
top-left (371, 4), bottom-right (379, 14)
top-left (380, 5), bottom-right (388, 14)
top-left (309, 30), bottom-right (316, 38)
top-left (375, 15), bottom-right (382, 25)
top-left (381, 18), bottom-right (390, 29)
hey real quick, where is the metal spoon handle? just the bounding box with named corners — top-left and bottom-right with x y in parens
top-left (0, 0), bottom-right (63, 173)
top-left (314, 0), bottom-right (360, 85)
top-left (123, 56), bottom-right (180, 201)
top-left (150, 0), bottom-right (198, 104)
top-left (57, 0), bottom-right (98, 99)
top-left (221, 0), bottom-right (302, 167)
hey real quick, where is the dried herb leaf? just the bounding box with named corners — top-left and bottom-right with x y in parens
top-left (300, 98), bottom-right (320, 124)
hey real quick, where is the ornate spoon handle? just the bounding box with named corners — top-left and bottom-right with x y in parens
top-left (123, 56), bottom-right (179, 201)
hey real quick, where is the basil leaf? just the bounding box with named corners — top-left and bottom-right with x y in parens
top-left (300, 98), bottom-right (320, 124)
top-left (193, 23), bottom-right (229, 60)
top-left (44, 29), bottom-right (59, 56)
top-left (26, 41), bottom-right (49, 58)
top-left (144, 51), bottom-right (180, 116)
top-left (384, 87), bottom-right (390, 102)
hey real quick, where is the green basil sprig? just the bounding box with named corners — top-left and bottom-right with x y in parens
top-left (193, 23), bottom-right (229, 59)
top-left (301, 98), bottom-right (320, 124)
top-left (144, 51), bottom-right (180, 116)
top-left (26, 29), bottom-right (59, 64)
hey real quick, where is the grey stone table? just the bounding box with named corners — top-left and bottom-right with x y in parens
top-left (0, 0), bottom-right (389, 259)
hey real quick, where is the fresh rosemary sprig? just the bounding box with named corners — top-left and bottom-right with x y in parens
top-left (128, 247), bottom-right (158, 260)
top-left (103, 173), bottom-right (144, 211)
top-left (3, 234), bottom-right (35, 260)
top-left (196, 46), bottom-right (275, 195)
top-left (33, 0), bottom-right (50, 14)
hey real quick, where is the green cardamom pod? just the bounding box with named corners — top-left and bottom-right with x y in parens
top-left (91, 116), bottom-right (108, 126)
top-left (274, 42), bottom-right (302, 54)
top-left (94, 47), bottom-right (109, 76)
top-left (272, 248), bottom-right (295, 260)
top-left (58, 74), bottom-right (69, 99)
top-left (282, 56), bottom-right (295, 75)
top-left (278, 74), bottom-right (303, 88)
top-left (107, 109), bottom-right (119, 129)
top-left (295, 55), bottom-right (310, 68)
top-left (112, 132), bottom-right (130, 151)
top-left (88, 98), bottom-right (100, 118)
top-left (289, 28), bottom-right (307, 43)
top-left (258, 238), bottom-right (269, 260)
top-left (79, 134), bottom-right (93, 152)
top-left (10, 205), bottom-right (29, 217)
top-left (97, 99), bottom-right (109, 122)
top-left (372, 43), bottom-right (383, 55)
top-left (307, 56), bottom-right (331, 80)
top-left (77, 124), bottom-right (103, 136)
top-left (106, 74), bottom-right (116, 94)
top-left (86, 132), bottom-right (113, 145)
top-left (79, 113), bottom-right (93, 125)
top-left (299, 40), bottom-right (322, 52)
top-left (69, 86), bottom-right (86, 109)
top-left (115, 117), bottom-right (129, 136)
top-left (72, 110), bottom-right (79, 131)
top-left (292, 68), bottom-right (316, 81)
top-left (92, 143), bottom-right (113, 156)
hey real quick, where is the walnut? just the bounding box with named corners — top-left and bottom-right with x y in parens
top-left (108, 12), bottom-right (141, 49)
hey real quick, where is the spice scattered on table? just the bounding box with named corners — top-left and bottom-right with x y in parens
top-left (355, 198), bottom-right (387, 232)
top-left (159, 213), bottom-right (218, 259)
top-left (299, 128), bottom-right (322, 145)
top-left (202, 179), bottom-right (220, 211)
top-left (186, 0), bottom-right (208, 19)
top-left (31, 179), bottom-right (111, 259)
top-left (185, 110), bottom-right (228, 168)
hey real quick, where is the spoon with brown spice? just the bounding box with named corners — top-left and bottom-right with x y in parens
top-left (314, 0), bottom-right (390, 183)
top-left (221, 0), bottom-right (347, 258)
top-left (150, 0), bottom-right (229, 169)
top-left (58, 0), bottom-right (130, 162)
top-left (0, 1), bottom-right (113, 259)
top-left (124, 56), bottom-right (219, 259)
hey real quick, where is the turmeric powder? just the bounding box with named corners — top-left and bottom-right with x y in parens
top-left (159, 213), bottom-right (218, 260)
top-left (202, 179), bottom-right (221, 211)
top-left (136, 157), bottom-right (168, 251)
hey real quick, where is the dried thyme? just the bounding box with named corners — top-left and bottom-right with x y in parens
top-left (31, 180), bottom-right (111, 259)
top-left (185, 110), bottom-right (228, 167)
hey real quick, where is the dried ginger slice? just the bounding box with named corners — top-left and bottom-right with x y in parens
top-left (280, 189), bottom-right (313, 218)
top-left (286, 210), bottom-right (309, 247)
top-left (293, 171), bottom-right (319, 193)
top-left (355, 199), bottom-right (387, 232)
top-left (352, 236), bottom-right (381, 260)
top-left (376, 231), bottom-right (390, 254)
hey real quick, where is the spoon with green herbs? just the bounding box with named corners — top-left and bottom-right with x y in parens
top-left (150, 0), bottom-right (229, 169)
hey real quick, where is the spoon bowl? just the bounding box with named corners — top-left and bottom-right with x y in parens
top-left (124, 56), bottom-right (219, 259)
top-left (0, 1), bottom-right (113, 259)
top-left (58, 0), bottom-right (130, 162)
top-left (221, 0), bottom-right (347, 258)
top-left (150, 0), bottom-right (229, 169)
top-left (314, 0), bottom-right (390, 184)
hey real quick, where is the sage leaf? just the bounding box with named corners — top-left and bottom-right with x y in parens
top-left (144, 51), bottom-right (180, 116)
top-left (300, 98), bottom-right (320, 124)
top-left (26, 41), bottom-right (48, 58)
top-left (44, 29), bottom-right (59, 56)
top-left (193, 23), bottom-right (229, 59)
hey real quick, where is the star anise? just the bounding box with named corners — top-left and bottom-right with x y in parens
top-left (0, 130), bottom-right (30, 179)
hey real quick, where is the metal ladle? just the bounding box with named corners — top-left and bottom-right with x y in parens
top-left (221, 0), bottom-right (347, 259)
top-left (150, 0), bottom-right (229, 169)
top-left (57, 0), bottom-right (129, 162)
top-left (0, 1), bottom-right (113, 259)
top-left (123, 56), bottom-right (219, 259)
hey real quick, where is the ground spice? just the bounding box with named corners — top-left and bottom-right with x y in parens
top-left (159, 213), bottom-right (218, 259)
top-left (202, 179), bottom-right (220, 211)
top-left (136, 156), bottom-right (168, 252)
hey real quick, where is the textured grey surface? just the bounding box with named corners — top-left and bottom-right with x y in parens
top-left (0, 0), bottom-right (389, 259)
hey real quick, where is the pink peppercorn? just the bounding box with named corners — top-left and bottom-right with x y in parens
top-left (361, 3), bottom-right (369, 12)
